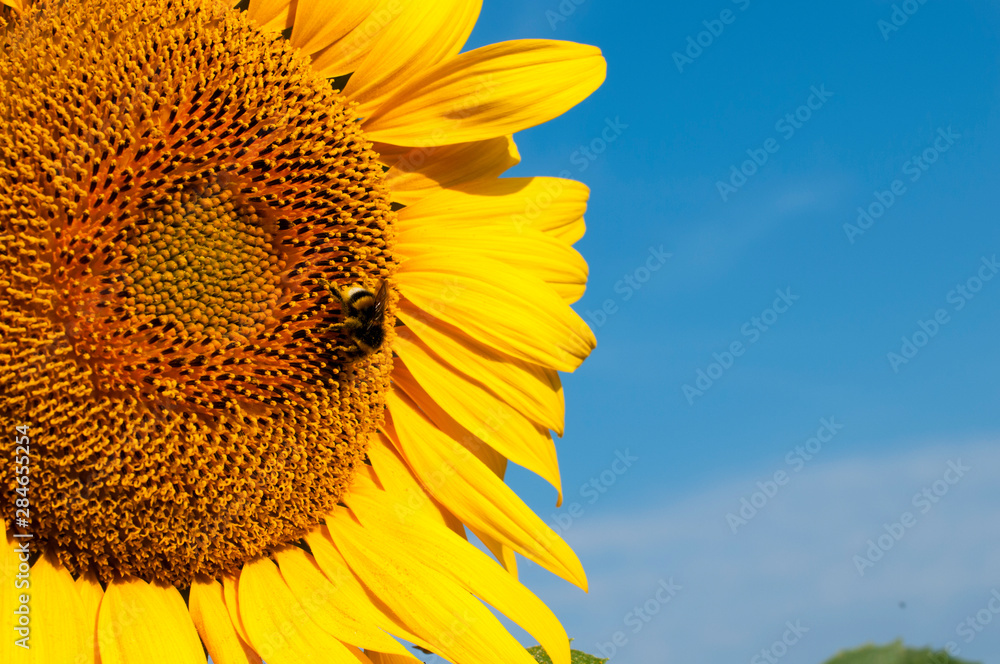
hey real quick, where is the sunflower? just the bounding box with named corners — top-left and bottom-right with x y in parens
top-left (0, 0), bottom-right (604, 661)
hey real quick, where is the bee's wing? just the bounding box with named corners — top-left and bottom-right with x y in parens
top-left (372, 279), bottom-right (389, 313)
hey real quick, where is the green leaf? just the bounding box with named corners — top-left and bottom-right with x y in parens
top-left (822, 640), bottom-right (979, 664)
top-left (527, 645), bottom-right (608, 664)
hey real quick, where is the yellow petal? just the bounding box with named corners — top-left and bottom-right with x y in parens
top-left (98, 578), bottom-right (206, 664)
top-left (346, 0), bottom-right (481, 116)
top-left (76, 572), bottom-right (104, 664)
top-left (0, 519), bottom-right (18, 662)
top-left (304, 527), bottom-right (434, 652)
top-left (471, 527), bottom-right (519, 576)
top-left (290, 0), bottom-right (381, 55)
top-left (324, 520), bottom-right (539, 664)
top-left (349, 648), bottom-right (378, 663)
top-left (396, 253), bottom-right (595, 371)
top-left (380, 136), bottom-right (520, 206)
top-left (221, 574), bottom-right (254, 648)
top-left (247, 0), bottom-right (293, 34)
top-left (1, 0), bottom-right (23, 11)
top-left (5, 551), bottom-right (89, 663)
top-left (391, 357), bottom-right (562, 497)
top-left (393, 331), bottom-right (561, 483)
top-left (76, 571), bottom-right (104, 621)
top-left (365, 652), bottom-right (422, 664)
top-left (364, 40), bottom-right (606, 146)
top-left (238, 557), bottom-right (365, 664)
top-left (396, 223), bottom-right (588, 303)
top-left (387, 389), bottom-right (586, 588)
top-left (190, 576), bottom-right (263, 664)
top-left (0, 527), bottom-right (18, 663)
top-left (363, 432), bottom-right (469, 534)
top-left (308, 0), bottom-right (405, 78)
top-left (343, 492), bottom-right (572, 664)
top-left (384, 372), bottom-right (542, 500)
top-left (273, 545), bottom-right (412, 656)
top-left (396, 302), bottom-right (565, 432)
top-left (362, 434), bottom-right (543, 573)
top-left (397, 176), bottom-right (588, 244)
top-left (388, 360), bottom-right (542, 484)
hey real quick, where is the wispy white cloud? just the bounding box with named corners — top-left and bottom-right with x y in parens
top-left (515, 440), bottom-right (1000, 664)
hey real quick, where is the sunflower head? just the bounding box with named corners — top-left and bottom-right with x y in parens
top-left (1, 0), bottom-right (396, 585)
top-left (1, 0), bottom-right (606, 661)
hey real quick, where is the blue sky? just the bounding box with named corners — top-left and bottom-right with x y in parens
top-left (457, 1), bottom-right (1000, 663)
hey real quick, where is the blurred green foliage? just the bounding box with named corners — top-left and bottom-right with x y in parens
top-left (821, 641), bottom-right (977, 664)
top-left (534, 639), bottom-right (978, 664)
top-left (527, 645), bottom-right (607, 664)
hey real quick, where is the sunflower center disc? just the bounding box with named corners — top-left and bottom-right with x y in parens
top-left (123, 183), bottom-right (282, 339)
top-left (0, 0), bottom-right (395, 584)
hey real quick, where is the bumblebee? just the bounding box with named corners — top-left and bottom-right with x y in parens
top-left (318, 278), bottom-right (389, 357)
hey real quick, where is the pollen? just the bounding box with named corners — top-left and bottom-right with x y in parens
top-left (0, 0), bottom-right (395, 584)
